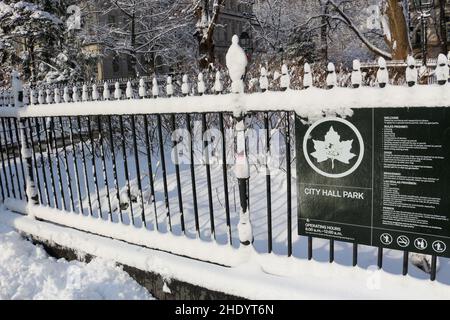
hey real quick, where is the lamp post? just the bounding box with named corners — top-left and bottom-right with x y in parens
top-left (413, 0), bottom-right (435, 66)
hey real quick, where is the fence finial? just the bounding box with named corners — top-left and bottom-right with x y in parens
top-left (351, 60), bottom-right (362, 88)
top-left (72, 85), bottom-right (80, 102)
top-left (197, 72), bottom-right (205, 95)
top-left (126, 80), bottom-right (133, 99)
top-left (326, 62), bottom-right (337, 89)
top-left (30, 88), bottom-right (36, 105)
top-left (103, 81), bottom-right (111, 100)
top-left (82, 84), bottom-right (89, 102)
top-left (166, 76), bottom-right (174, 97)
top-left (46, 88), bottom-right (53, 104)
top-left (436, 53), bottom-right (448, 85)
top-left (63, 86), bottom-right (70, 103)
top-left (406, 55), bottom-right (417, 87)
top-left (152, 77), bottom-right (159, 98)
top-left (92, 83), bottom-right (99, 101)
top-left (114, 82), bottom-right (122, 100)
top-left (280, 64), bottom-right (290, 91)
top-left (259, 67), bottom-right (269, 92)
top-left (214, 71), bottom-right (223, 94)
top-left (303, 63), bottom-right (312, 89)
top-left (139, 78), bottom-right (147, 98)
top-left (226, 35), bottom-right (247, 94)
top-left (447, 51), bottom-right (450, 83)
top-left (377, 57), bottom-right (388, 88)
top-left (38, 88), bottom-right (45, 105)
top-left (23, 88), bottom-right (29, 106)
top-left (54, 87), bottom-right (61, 104)
top-left (181, 75), bottom-right (190, 97)
top-left (11, 71), bottom-right (23, 108)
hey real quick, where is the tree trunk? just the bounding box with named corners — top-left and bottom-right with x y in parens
top-left (439, 0), bottom-right (448, 53)
top-left (320, 2), bottom-right (329, 61)
top-left (384, 0), bottom-right (409, 60)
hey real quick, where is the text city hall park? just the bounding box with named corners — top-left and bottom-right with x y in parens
top-left (303, 187), bottom-right (365, 200)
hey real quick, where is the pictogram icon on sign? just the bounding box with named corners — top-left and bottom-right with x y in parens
top-left (432, 240), bottom-right (446, 253)
top-left (414, 238), bottom-right (428, 250)
top-left (380, 233), bottom-right (393, 245)
top-left (397, 235), bottom-right (410, 248)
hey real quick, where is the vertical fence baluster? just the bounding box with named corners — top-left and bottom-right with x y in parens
top-left (157, 114), bottom-right (172, 232)
top-left (286, 112), bottom-right (292, 257)
top-left (20, 116), bottom-right (38, 206)
top-left (402, 251), bottom-right (409, 276)
top-left (0, 123), bottom-right (11, 199)
top-left (308, 236), bottom-right (313, 260)
top-left (1, 118), bottom-right (15, 199)
top-left (186, 113), bottom-right (200, 237)
top-left (264, 112), bottom-right (272, 253)
top-left (27, 119), bottom-right (43, 204)
top-left (131, 115), bottom-right (146, 227)
top-left (50, 117), bottom-right (67, 211)
top-left (87, 116), bottom-right (103, 218)
top-left (33, 118), bottom-right (51, 206)
top-left (107, 115), bottom-right (123, 223)
top-left (13, 118), bottom-right (26, 200)
top-left (202, 113), bottom-right (215, 240)
top-left (96, 116), bottom-right (113, 221)
top-left (41, 118), bottom-right (58, 208)
top-left (77, 116), bottom-right (93, 216)
top-left (353, 243), bottom-right (358, 266)
top-left (119, 115), bottom-right (134, 225)
top-left (7, 118), bottom-right (22, 199)
top-left (58, 117), bottom-right (75, 212)
top-left (430, 255), bottom-right (437, 281)
top-left (171, 114), bottom-right (185, 234)
top-left (329, 240), bottom-right (335, 263)
top-left (67, 117), bottom-right (84, 214)
top-left (143, 115), bottom-right (158, 229)
top-left (219, 113), bottom-right (232, 245)
top-left (377, 247), bottom-right (383, 269)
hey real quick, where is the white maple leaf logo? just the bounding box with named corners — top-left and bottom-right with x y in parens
top-left (310, 126), bottom-right (356, 170)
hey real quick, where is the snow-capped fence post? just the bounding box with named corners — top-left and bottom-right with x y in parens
top-left (303, 63), bottom-right (312, 89)
top-left (406, 56), bottom-right (418, 87)
top-left (436, 54), bottom-right (449, 85)
top-left (181, 75), bottom-right (190, 97)
top-left (12, 71), bottom-right (38, 210)
top-left (280, 64), bottom-right (290, 91)
top-left (226, 35), bottom-right (253, 246)
top-left (197, 72), bottom-right (205, 96)
top-left (326, 62), bottom-right (337, 89)
top-left (259, 67), bottom-right (268, 92)
top-left (351, 60), bottom-right (362, 88)
top-left (377, 57), bottom-right (388, 88)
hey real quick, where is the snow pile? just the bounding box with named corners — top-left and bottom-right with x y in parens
top-left (0, 224), bottom-right (152, 300)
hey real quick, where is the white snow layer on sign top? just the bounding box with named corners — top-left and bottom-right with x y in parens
top-left (0, 85), bottom-right (449, 118)
top-left (0, 223), bottom-right (153, 300)
top-left (1, 210), bottom-right (450, 300)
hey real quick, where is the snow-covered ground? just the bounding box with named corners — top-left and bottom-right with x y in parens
top-left (0, 223), bottom-right (153, 300)
top-left (1, 209), bottom-right (449, 300)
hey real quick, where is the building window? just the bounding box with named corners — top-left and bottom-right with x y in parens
top-left (108, 15), bottom-right (116, 26)
top-left (112, 57), bottom-right (120, 73)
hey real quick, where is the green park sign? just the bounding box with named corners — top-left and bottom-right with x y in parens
top-left (296, 107), bottom-right (450, 257)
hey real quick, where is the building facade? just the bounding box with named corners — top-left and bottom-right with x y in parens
top-left (408, 0), bottom-right (450, 59)
top-left (83, 1), bottom-right (255, 81)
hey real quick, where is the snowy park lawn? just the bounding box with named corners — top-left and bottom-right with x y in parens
top-left (1, 208), bottom-right (450, 300)
top-left (0, 223), bottom-right (153, 300)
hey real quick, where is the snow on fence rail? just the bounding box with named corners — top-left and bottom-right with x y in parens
top-left (1, 38), bottom-right (450, 284)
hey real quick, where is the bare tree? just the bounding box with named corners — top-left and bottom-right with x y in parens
top-left (191, 0), bottom-right (226, 69)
